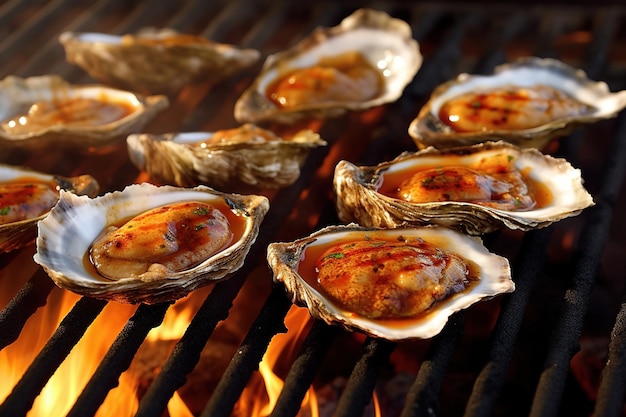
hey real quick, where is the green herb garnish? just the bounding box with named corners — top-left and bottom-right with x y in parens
top-left (0, 207), bottom-right (9, 216)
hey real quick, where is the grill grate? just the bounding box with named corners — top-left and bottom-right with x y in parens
top-left (1, 1), bottom-right (626, 417)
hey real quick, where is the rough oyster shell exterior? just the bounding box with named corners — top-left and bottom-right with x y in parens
top-left (59, 29), bottom-right (261, 97)
top-left (408, 57), bottom-right (626, 150)
top-left (33, 183), bottom-right (269, 304)
top-left (0, 75), bottom-right (168, 151)
top-left (267, 224), bottom-right (514, 341)
top-left (126, 124), bottom-right (326, 191)
top-left (234, 8), bottom-right (422, 124)
top-left (0, 164), bottom-right (99, 253)
top-left (333, 141), bottom-right (594, 235)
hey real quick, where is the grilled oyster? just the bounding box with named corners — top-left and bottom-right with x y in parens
top-left (126, 124), bottom-right (326, 191)
top-left (408, 57), bottom-right (626, 150)
top-left (59, 28), bottom-right (261, 97)
top-left (0, 164), bottom-right (99, 253)
top-left (267, 224), bottom-right (514, 341)
top-left (0, 75), bottom-right (168, 151)
top-left (333, 141), bottom-right (594, 235)
top-left (234, 8), bottom-right (422, 124)
top-left (33, 183), bottom-right (269, 304)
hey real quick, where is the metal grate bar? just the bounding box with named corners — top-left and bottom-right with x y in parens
top-left (0, 270), bottom-right (55, 350)
top-left (530, 112), bottom-right (626, 416)
top-left (0, 297), bottom-right (107, 417)
top-left (66, 302), bottom-right (170, 417)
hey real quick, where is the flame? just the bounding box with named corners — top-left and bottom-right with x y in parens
top-left (236, 306), bottom-right (382, 417)
top-left (0, 276), bottom-right (208, 417)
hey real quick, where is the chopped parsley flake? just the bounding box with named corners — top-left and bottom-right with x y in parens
top-left (193, 206), bottom-right (209, 216)
top-left (195, 224), bottom-right (205, 231)
top-left (324, 253), bottom-right (345, 260)
top-left (0, 207), bottom-right (9, 215)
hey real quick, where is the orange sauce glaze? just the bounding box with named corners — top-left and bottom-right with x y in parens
top-left (0, 176), bottom-right (59, 224)
top-left (83, 198), bottom-right (247, 281)
top-left (376, 154), bottom-right (553, 210)
top-left (296, 231), bottom-right (480, 328)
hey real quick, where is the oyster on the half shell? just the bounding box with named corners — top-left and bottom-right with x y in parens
top-left (234, 8), bottom-right (422, 124)
top-left (0, 164), bottom-right (99, 253)
top-left (334, 141), bottom-right (594, 235)
top-left (0, 75), bottom-right (168, 151)
top-left (126, 124), bottom-right (326, 191)
top-left (408, 57), bottom-right (626, 150)
top-left (59, 28), bottom-right (261, 97)
top-left (267, 224), bottom-right (514, 341)
top-left (34, 183), bottom-right (269, 304)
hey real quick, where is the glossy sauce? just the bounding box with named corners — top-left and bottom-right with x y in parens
top-left (438, 85), bottom-right (592, 132)
top-left (125, 34), bottom-right (213, 46)
top-left (192, 125), bottom-right (279, 147)
top-left (84, 198), bottom-right (248, 281)
top-left (1, 96), bottom-right (136, 134)
top-left (266, 51), bottom-right (383, 108)
top-left (0, 177), bottom-right (59, 225)
top-left (377, 154), bottom-right (553, 210)
top-left (297, 231), bottom-right (480, 325)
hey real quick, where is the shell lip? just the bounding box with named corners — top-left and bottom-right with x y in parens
top-left (268, 224), bottom-right (514, 341)
top-left (33, 183), bottom-right (269, 304)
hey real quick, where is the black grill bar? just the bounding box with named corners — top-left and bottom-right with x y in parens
top-left (1, 2), bottom-right (626, 417)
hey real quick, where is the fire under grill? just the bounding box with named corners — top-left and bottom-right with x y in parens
top-left (1, 0), bottom-right (626, 416)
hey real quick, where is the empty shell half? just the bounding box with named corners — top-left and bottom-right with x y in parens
top-left (59, 28), bottom-right (261, 97)
top-left (408, 57), bottom-right (626, 150)
top-left (0, 164), bottom-right (99, 253)
top-left (267, 224), bottom-right (514, 341)
top-left (34, 183), bottom-right (269, 304)
top-left (333, 141), bottom-right (594, 235)
top-left (234, 8), bottom-right (422, 124)
top-left (0, 75), bottom-right (168, 151)
top-left (126, 124), bottom-right (326, 191)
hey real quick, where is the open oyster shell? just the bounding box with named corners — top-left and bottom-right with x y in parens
top-left (0, 164), bottom-right (99, 253)
top-left (234, 8), bottom-right (422, 124)
top-left (409, 57), bottom-right (626, 150)
top-left (267, 224), bottom-right (514, 341)
top-left (33, 183), bottom-right (269, 304)
top-left (59, 28), bottom-right (261, 97)
top-left (334, 141), bottom-right (594, 235)
top-left (126, 124), bottom-right (326, 191)
top-left (0, 75), bottom-right (168, 151)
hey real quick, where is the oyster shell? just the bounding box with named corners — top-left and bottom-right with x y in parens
top-left (0, 75), bottom-right (168, 151)
top-left (234, 8), bottom-right (422, 124)
top-left (33, 183), bottom-right (269, 304)
top-left (267, 224), bottom-right (514, 341)
top-left (59, 28), bottom-right (261, 97)
top-left (0, 164), bottom-right (99, 253)
top-left (126, 124), bottom-right (326, 191)
top-left (409, 57), bottom-right (626, 150)
top-left (333, 141), bottom-right (594, 235)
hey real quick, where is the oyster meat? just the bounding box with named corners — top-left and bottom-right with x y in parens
top-left (59, 29), bottom-right (260, 97)
top-left (0, 75), bottom-right (168, 151)
top-left (267, 224), bottom-right (514, 340)
top-left (0, 164), bottom-right (99, 253)
top-left (127, 124), bottom-right (326, 191)
top-left (234, 8), bottom-right (422, 124)
top-left (409, 57), bottom-right (626, 150)
top-left (34, 183), bottom-right (269, 304)
top-left (334, 141), bottom-right (594, 235)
